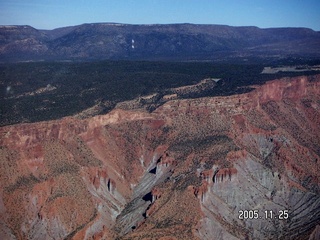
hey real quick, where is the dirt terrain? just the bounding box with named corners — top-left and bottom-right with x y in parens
top-left (0, 74), bottom-right (319, 239)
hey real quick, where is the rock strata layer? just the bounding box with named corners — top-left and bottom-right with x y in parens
top-left (0, 74), bottom-right (320, 239)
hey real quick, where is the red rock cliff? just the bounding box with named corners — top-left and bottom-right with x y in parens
top-left (0, 74), bottom-right (320, 240)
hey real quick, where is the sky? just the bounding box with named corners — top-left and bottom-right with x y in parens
top-left (0, 0), bottom-right (319, 30)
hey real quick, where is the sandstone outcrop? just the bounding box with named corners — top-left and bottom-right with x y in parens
top-left (0, 74), bottom-right (319, 239)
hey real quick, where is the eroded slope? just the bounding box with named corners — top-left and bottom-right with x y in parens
top-left (0, 74), bottom-right (319, 239)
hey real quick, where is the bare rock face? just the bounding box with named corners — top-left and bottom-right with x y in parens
top-left (0, 75), bottom-right (320, 239)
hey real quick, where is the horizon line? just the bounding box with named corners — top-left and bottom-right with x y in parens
top-left (0, 22), bottom-right (319, 31)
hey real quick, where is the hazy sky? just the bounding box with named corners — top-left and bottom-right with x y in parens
top-left (0, 0), bottom-right (319, 30)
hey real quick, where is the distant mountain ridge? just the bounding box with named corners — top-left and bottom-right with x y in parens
top-left (1, 23), bottom-right (320, 62)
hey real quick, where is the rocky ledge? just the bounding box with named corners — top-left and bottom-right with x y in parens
top-left (0, 74), bottom-right (319, 239)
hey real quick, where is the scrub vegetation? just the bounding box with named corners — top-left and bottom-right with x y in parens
top-left (1, 60), bottom-right (318, 126)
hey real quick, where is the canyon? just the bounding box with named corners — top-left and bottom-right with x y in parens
top-left (0, 74), bottom-right (320, 239)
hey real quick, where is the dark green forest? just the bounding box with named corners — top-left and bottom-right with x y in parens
top-left (1, 60), bottom-right (319, 126)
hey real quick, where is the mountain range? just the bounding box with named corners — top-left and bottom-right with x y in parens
top-left (1, 22), bottom-right (320, 240)
top-left (1, 23), bottom-right (320, 62)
